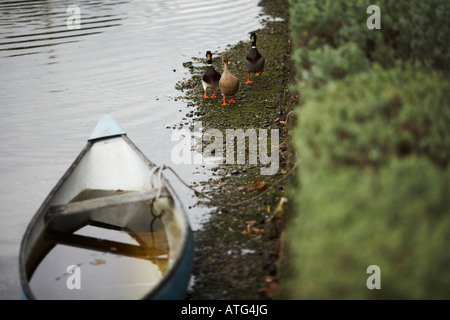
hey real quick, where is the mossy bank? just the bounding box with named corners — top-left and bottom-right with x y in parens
top-left (175, 0), bottom-right (295, 300)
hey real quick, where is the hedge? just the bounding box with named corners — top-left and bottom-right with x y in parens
top-left (284, 0), bottom-right (450, 299)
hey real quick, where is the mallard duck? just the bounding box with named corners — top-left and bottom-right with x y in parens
top-left (202, 51), bottom-right (221, 99)
top-left (219, 54), bottom-right (240, 106)
top-left (245, 32), bottom-right (265, 84)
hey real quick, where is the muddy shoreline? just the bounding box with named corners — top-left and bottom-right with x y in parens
top-left (175, 0), bottom-right (296, 300)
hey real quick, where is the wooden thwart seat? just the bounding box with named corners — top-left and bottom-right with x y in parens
top-left (43, 190), bottom-right (171, 262)
top-left (45, 189), bottom-right (169, 221)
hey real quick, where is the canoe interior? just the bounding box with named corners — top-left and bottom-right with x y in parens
top-left (20, 136), bottom-right (192, 299)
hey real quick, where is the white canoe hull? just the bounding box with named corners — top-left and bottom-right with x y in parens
top-left (19, 115), bottom-right (194, 299)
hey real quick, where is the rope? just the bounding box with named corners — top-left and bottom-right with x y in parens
top-left (150, 164), bottom-right (297, 209)
top-left (149, 165), bottom-right (165, 200)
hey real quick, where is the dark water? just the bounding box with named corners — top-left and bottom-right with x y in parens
top-left (0, 0), bottom-right (273, 299)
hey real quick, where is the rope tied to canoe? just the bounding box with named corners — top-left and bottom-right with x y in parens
top-left (149, 165), bottom-right (165, 201)
top-left (149, 164), bottom-right (296, 209)
top-left (148, 165), bottom-right (168, 221)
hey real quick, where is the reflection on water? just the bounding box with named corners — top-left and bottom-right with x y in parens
top-left (0, 0), bottom-right (271, 299)
top-left (29, 243), bottom-right (166, 300)
top-left (0, 0), bottom-right (123, 58)
top-left (29, 189), bottom-right (171, 299)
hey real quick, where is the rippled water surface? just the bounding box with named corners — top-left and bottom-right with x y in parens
top-left (0, 0), bottom-right (271, 299)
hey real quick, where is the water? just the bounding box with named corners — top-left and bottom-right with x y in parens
top-left (29, 189), bottom-right (171, 299)
top-left (0, 0), bottom-right (272, 299)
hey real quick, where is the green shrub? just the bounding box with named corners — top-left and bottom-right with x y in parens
top-left (297, 66), bottom-right (450, 170)
top-left (284, 67), bottom-right (450, 299)
top-left (284, 0), bottom-right (450, 299)
top-left (286, 68), bottom-right (450, 299)
top-left (284, 157), bottom-right (450, 299)
top-left (295, 42), bottom-right (370, 89)
top-left (289, 0), bottom-right (450, 80)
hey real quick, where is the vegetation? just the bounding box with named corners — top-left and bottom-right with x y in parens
top-left (283, 0), bottom-right (450, 299)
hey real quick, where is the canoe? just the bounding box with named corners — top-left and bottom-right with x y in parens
top-left (19, 114), bottom-right (194, 300)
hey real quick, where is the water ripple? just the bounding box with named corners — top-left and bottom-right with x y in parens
top-left (0, 0), bottom-right (125, 57)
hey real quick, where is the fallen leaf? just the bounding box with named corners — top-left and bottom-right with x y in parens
top-left (252, 227), bottom-right (264, 233)
top-left (259, 277), bottom-right (281, 298)
top-left (254, 181), bottom-right (267, 191)
top-left (90, 259), bottom-right (105, 266)
top-left (265, 282), bottom-right (280, 298)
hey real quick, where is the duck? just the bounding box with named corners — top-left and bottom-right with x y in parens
top-left (245, 32), bottom-right (265, 84)
top-left (202, 51), bottom-right (221, 99)
top-left (219, 54), bottom-right (240, 106)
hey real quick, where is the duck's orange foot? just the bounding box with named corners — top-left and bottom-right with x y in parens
top-left (257, 72), bottom-right (263, 77)
top-left (229, 97), bottom-right (236, 104)
top-left (221, 97), bottom-right (228, 106)
top-left (245, 73), bottom-right (253, 84)
top-left (203, 91), bottom-right (209, 99)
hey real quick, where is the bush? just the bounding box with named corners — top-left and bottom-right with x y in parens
top-left (283, 0), bottom-right (450, 299)
top-left (297, 66), bottom-right (450, 170)
top-left (295, 42), bottom-right (370, 89)
top-left (284, 0), bottom-right (450, 299)
top-left (284, 68), bottom-right (450, 299)
top-left (285, 157), bottom-right (450, 299)
top-left (289, 0), bottom-right (450, 81)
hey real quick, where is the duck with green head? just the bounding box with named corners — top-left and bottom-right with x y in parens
top-left (245, 32), bottom-right (265, 84)
top-left (202, 51), bottom-right (221, 99)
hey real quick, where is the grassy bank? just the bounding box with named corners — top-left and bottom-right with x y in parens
top-left (176, 0), bottom-right (295, 299)
top-left (283, 0), bottom-right (450, 299)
